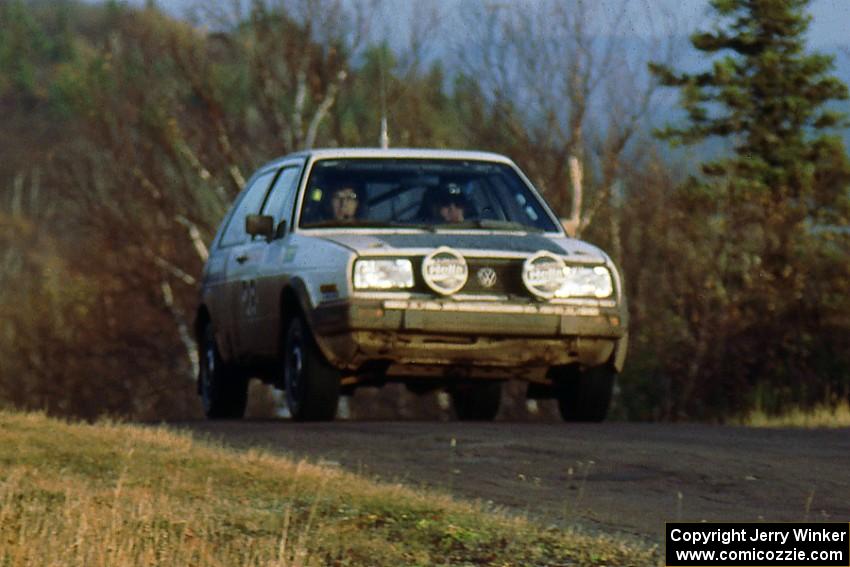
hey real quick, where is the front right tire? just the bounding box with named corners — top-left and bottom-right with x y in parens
top-left (199, 325), bottom-right (249, 419)
top-left (283, 314), bottom-right (341, 421)
top-left (554, 365), bottom-right (616, 422)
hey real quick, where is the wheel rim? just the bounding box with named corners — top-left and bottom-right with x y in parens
top-left (201, 339), bottom-right (216, 412)
top-left (286, 324), bottom-right (305, 414)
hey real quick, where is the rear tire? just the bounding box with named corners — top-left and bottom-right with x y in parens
top-left (284, 315), bottom-right (341, 421)
top-left (451, 382), bottom-right (502, 421)
top-left (199, 325), bottom-right (248, 419)
top-left (555, 365), bottom-right (616, 422)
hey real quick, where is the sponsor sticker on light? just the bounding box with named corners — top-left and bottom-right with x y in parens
top-left (522, 251), bottom-right (568, 299)
top-left (422, 247), bottom-right (468, 295)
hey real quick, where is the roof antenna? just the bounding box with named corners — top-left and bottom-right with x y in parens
top-left (379, 46), bottom-right (389, 149)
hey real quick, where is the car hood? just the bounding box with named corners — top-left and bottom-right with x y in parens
top-left (316, 232), bottom-right (608, 262)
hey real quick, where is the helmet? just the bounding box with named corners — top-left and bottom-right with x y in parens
top-left (433, 183), bottom-right (468, 209)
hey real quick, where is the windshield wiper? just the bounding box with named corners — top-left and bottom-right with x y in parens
top-left (302, 219), bottom-right (436, 231)
top-left (439, 219), bottom-right (544, 233)
top-left (302, 218), bottom-right (543, 232)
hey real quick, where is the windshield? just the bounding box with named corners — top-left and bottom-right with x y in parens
top-left (298, 158), bottom-right (560, 232)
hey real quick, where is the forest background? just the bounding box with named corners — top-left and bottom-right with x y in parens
top-left (1, 0), bottom-right (848, 421)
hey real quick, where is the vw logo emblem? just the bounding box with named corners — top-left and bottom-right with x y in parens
top-left (476, 267), bottom-right (497, 288)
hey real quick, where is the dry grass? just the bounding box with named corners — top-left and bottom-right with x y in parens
top-left (735, 401), bottom-right (850, 429)
top-left (0, 411), bottom-right (656, 566)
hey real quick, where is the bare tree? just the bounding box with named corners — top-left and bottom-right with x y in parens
top-left (197, 0), bottom-right (374, 152)
top-left (50, 1), bottom-right (377, 388)
top-left (456, 0), bottom-right (678, 246)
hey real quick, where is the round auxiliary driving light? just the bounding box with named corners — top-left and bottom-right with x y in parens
top-left (421, 247), bottom-right (468, 295)
top-left (522, 251), bottom-right (568, 299)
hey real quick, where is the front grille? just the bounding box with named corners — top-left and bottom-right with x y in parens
top-left (410, 256), bottom-right (527, 297)
top-left (462, 258), bottom-right (526, 295)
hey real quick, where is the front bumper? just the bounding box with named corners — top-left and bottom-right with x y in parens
top-left (310, 296), bottom-right (628, 380)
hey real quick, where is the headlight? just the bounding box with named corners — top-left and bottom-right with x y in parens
top-left (353, 259), bottom-right (414, 290)
top-left (555, 266), bottom-right (613, 298)
top-left (523, 252), bottom-right (614, 299)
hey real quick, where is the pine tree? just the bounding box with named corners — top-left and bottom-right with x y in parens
top-left (650, 0), bottom-right (850, 225)
top-left (650, 0), bottom-right (850, 413)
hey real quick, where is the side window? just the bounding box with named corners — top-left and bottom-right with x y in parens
top-left (219, 170), bottom-right (277, 248)
top-left (260, 166), bottom-right (301, 229)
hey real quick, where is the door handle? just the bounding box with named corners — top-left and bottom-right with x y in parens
top-left (236, 254), bottom-right (249, 264)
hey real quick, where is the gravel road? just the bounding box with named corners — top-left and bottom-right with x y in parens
top-left (176, 420), bottom-right (850, 541)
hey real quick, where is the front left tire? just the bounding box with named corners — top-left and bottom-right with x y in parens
top-left (283, 314), bottom-right (341, 421)
top-left (199, 325), bottom-right (249, 419)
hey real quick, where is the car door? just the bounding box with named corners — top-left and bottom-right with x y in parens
top-left (244, 161), bottom-right (305, 357)
top-left (217, 168), bottom-right (279, 360)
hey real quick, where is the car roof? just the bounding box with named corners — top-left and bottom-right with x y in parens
top-left (259, 148), bottom-right (516, 170)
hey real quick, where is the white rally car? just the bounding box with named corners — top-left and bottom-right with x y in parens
top-left (195, 149), bottom-right (628, 421)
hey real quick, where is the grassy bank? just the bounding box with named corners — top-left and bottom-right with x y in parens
top-left (735, 401), bottom-right (850, 429)
top-left (0, 411), bottom-right (655, 566)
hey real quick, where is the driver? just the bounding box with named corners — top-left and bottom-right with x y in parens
top-left (432, 183), bottom-right (468, 223)
top-left (327, 183), bottom-right (360, 221)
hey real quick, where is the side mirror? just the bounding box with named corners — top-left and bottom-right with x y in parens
top-left (246, 214), bottom-right (274, 240)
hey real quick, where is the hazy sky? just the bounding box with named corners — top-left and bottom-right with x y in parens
top-left (372, 0), bottom-right (850, 47)
top-left (152, 0), bottom-right (850, 49)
